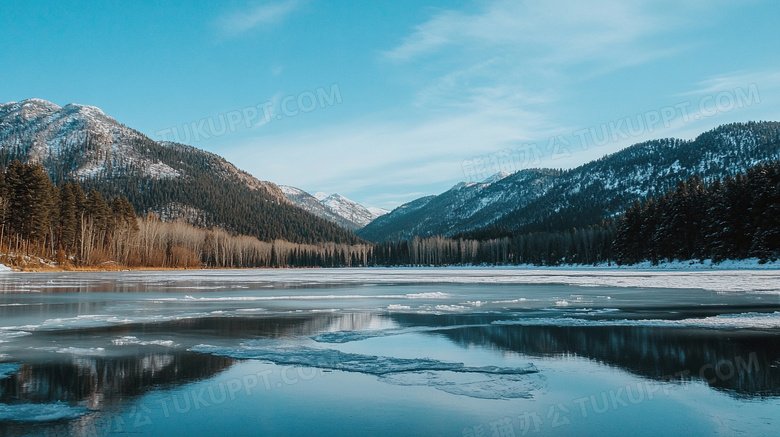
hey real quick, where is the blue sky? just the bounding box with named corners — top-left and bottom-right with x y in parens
top-left (1, 0), bottom-right (779, 209)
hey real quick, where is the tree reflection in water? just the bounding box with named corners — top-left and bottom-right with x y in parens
top-left (390, 313), bottom-right (780, 398)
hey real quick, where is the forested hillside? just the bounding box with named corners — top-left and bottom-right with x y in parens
top-left (614, 161), bottom-right (780, 264)
top-left (0, 98), bottom-right (361, 245)
top-left (360, 122), bottom-right (780, 242)
top-left (0, 161), bottom-right (373, 269)
top-left (367, 160), bottom-right (780, 267)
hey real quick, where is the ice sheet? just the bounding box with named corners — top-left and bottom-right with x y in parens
top-left (379, 371), bottom-right (544, 399)
top-left (493, 311), bottom-right (780, 329)
top-left (2, 267), bottom-right (778, 294)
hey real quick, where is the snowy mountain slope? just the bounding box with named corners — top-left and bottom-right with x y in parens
top-left (280, 186), bottom-right (358, 230)
top-left (280, 186), bottom-right (388, 230)
top-left (0, 99), bottom-right (181, 182)
top-left (358, 171), bottom-right (555, 241)
top-left (358, 122), bottom-right (780, 242)
top-left (0, 98), bottom-right (361, 245)
top-left (321, 194), bottom-right (385, 228)
top-left (367, 206), bottom-right (390, 217)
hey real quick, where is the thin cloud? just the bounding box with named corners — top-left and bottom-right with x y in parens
top-left (216, 0), bottom-right (304, 36)
top-left (383, 0), bottom-right (684, 65)
top-left (678, 70), bottom-right (780, 97)
top-left (218, 104), bottom-right (559, 208)
top-left (379, 0), bottom-right (716, 140)
top-left (212, 0), bottom-right (766, 210)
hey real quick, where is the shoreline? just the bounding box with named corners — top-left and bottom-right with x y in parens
top-left (2, 257), bottom-right (779, 273)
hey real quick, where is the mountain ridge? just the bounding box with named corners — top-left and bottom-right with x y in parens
top-left (0, 98), bottom-right (362, 245)
top-left (358, 121), bottom-right (780, 242)
top-left (280, 186), bottom-right (388, 231)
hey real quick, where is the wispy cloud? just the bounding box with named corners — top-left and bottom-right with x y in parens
top-left (216, 0), bottom-right (304, 37)
top-left (220, 103), bottom-right (559, 209)
top-left (216, 0), bottom-right (762, 209)
top-left (678, 70), bottom-right (780, 96)
top-left (384, 0), bottom-right (717, 114)
top-left (383, 0), bottom-right (697, 66)
top-left (219, 0), bottom-right (708, 207)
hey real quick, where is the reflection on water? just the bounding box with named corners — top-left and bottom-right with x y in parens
top-left (0, 270), bottom-right (777, 436)
top-left (0, 351), bottom-right (232, 436)
top-left (441, 323), bottom-right (780, 397)
top-left (3, 312), bottom-right (775, 411)
top-left (0, 352), bottom-right (233, 409)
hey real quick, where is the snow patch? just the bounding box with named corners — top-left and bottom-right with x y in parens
top-left (111, 336), bottom-right (177, 347)
top-left (481, 171), bottom-right (511, 184)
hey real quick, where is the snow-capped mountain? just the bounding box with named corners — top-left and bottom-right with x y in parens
top-left (479, 171), bottom-right (511, 184)
top-left (280, 187), bottom-right (388, 231)
top-left (358, 122), bottom-right (780, 242)
top-left (0, 98), bottom-right (361, 245)
top-left (0, 98), bottom-right (182, 181)
top-left (320, 194), bottom-right (388, 228)
top-left (358, 169), bottom-right (554, 241)
top-left (366, 206), bottom-right (391, 217)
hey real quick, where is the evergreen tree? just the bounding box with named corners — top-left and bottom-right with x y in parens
top-left (58, 182), bottom-right (78, 254)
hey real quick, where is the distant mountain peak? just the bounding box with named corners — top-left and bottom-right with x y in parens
top-left (367, 206), bottom-right (390, 217)
top-left (481, 171), bottom-right (511, 184)
top-left (323, 193), bottom-right (347, 201)
top-left (281, 188), bottom-right (388, 230)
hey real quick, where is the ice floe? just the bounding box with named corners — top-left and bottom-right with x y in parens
top-left (111, 336), bottom-right (177, 347)
top-left (190, 340), bottom-right (541, 399)
top-left (191, 341), bottom-right (536, 376)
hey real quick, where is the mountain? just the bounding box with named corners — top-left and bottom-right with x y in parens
top-left (320, 193), bottom-right (388, 228)
top-left (358, 122), bottom-right (780, 242)
top-left (280, 186), bottom-right (388, 231)
top-left (366, 206), bottom-right (391, 217)
top-left (0, 98), bottom-right (362, 245)
top-left (357, 170), bottom-right (557, 241)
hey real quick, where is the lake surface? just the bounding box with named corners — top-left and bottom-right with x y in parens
top-left (0, 268), bottom-right (778, 436)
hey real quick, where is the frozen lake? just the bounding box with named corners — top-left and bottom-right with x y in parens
top-left (0, 268), bottom-right (779, 436)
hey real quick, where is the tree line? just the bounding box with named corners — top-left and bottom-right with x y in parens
top-left (613, 161), bottom-right (780, 264)
top-left (0, 134), bottom-right (362, 247)
top-left (0, 160), bottom-right (617, 269)
top-left (0, 160), bottom-right (375, 269)
top-left (0, 160), bottom-right (138, 266)
top-left (370, 161), bottom-right (779, 267)
top-left (2, 159), bottom-right (775, 269)
top-left (367, 223), bottom-right (616, 266)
